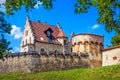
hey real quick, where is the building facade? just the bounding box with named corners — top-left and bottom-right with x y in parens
top-left (72, 33), bottom-right (104, 67)
top-left (20, 16), bottom-right (120, 67)
top-left (20, 17), bottom-right (71, 53)
top-left (102, 46), bottom-right (120, 66)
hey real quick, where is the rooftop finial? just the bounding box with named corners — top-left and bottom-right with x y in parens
top-left (57, 22), bottom-right (60, 27)
top-left (57, 22), bottom-right (61, 30)
top-left (71, 32), bottom-right (75, 37)
top-left (26, 15), bottom-right (29, 21)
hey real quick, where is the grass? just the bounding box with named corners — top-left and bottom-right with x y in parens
top-left (0, 64), bottom-right (120, 80)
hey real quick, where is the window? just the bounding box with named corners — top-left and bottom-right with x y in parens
top-left (113, 56), bottom-right (117, 60)
top-left (29, 37), bottom-right (31, 43)
top-left (25, 30), bottom-right (28, 36)
top-left (64, 40), bottom-right (67, 45)
top-left (41, 48), bottom-right (44, 52)
top-left (24, 48), bottom-right (26, 52)
top-left (23, 41), bottom-right (24, 45)
top-left (29, 47), bottom-right (33, 52)
top-left (106, 55), bottom-right (108, 60)
top-left (47, 31), bottom-right (51, 36)
top-left (26, 39), bottom-right (27, 44)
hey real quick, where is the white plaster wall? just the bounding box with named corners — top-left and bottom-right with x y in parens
top-left (20, 18), bottom-right (35, 52)
top-left (102, 48), bottom-right (120, 66)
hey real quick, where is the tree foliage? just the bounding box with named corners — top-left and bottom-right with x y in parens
top-left (112, 33), bottom-right (120, 46)
top-left (3, 0), bottom-right (120, 46)
top-left (4, 0), bottom-right (55, 16)
top-left (0, 11), bottom-right (12, 58)
top-left (75, 0), bottom-right (120, 33)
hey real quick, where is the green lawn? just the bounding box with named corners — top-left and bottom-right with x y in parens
top-left (0, 64), bottom-right (120, 80)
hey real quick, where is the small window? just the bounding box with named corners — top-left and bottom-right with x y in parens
top-left (41, 48), bottom-right (44, 52)
top-left (24, 48), bottom-right (26, 52)
top-left (106, 55), bottom-right (108, 60)
top-left (26, 39), bottom-right (27, 44)
top-left (25, 30), bottom-right (28, 36)
top-left (64, 40), bottom-right (67, 45)
top-left (23, 41), bottom-right (24, 45)
top-left (29, 37), bottom-right (31, 43)
top-left (47, 31), bottom-right (51, 36)
top-left (29, 47), bottom-right (33, 52)
top-left (113, 56), bottom-right (117, 60)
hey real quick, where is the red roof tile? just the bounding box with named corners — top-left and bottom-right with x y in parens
top-left (57, 29), bottom-right (66, 38)
top-left (29, 21), bottom-right (66, 45)
top-left (102, 45), bottom-right (120, 51)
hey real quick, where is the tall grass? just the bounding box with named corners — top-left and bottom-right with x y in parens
top-left (0, 64), bottom-right (120, 80)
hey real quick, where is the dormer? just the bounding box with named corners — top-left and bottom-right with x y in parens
top-left (44, 28), bottom-right (54, 43)
top-left (44, 28), bottom-right (53, 37)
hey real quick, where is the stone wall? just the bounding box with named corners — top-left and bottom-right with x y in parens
top-left (0, 51), bottom-right (90, 73)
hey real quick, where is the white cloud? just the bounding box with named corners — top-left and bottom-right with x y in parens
top-left (0, 0), bottom-right (6, 12)
top-left (34, 1), bottom-right (42, 9)
top-left (0, 0), bottom-right (5, 4)
top-left (11, 25), bottom-right (22, 39)
top-left (15, 47), bottom-right (20, 51)
top-left (91, 24), bottom-right (99, 29)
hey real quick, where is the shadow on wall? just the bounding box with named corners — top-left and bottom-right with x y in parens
top-left (0, 51), bottom-right (90, 73)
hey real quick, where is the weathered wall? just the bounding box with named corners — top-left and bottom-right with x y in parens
top-left (0, 52), bottom-right (90, 73)
top-left (35, 42), bottom-right (63, 53)
top-left (72, 33), bottom-right (103, 68)
top-left (102, 47), bottom-right (120, 66)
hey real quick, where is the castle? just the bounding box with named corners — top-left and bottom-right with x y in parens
top-left (0, 16), bottom-right (119, 73)
top-left (20, 17), bottom-right (104, 67)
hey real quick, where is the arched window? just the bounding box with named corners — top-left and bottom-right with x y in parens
top-left (23, 41), bottom-right (24, 45)
top-left (26, 39), bottom-right (27, 44)
top-left (29, 47), bottom-right (33, 52)
top-left (25, 30), bottom-right (28, 36)
top-left (64, 40), bottom-right (67, 45)
top-left (29, 37), bottom-right (31, 43)
top-left (24, 48), bottom-right (26, 52)
top-left (84, 41), bottom-right (89, 52)
top-left (41, 48), bottom-right (45, 52)
top-left (95, 42), bottom-right (98, 56)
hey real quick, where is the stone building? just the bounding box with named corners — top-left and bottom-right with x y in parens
top-left (72, 33), bottom-right (104, 67)
top-left (20, 17), bottom-right (71, 53)
top-left (102, 45), bottom-right (120, 66)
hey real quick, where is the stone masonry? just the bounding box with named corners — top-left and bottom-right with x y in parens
top-left (0, 51), bottom-right (89, 73)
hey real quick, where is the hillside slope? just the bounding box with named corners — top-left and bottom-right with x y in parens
top-left (0, 64), bottom-right (120, 80)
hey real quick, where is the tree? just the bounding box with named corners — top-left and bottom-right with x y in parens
top-left (0, 11), bottom-right (12, 59)
top-left (112, 33), bottom-right (120, 46)
top-left (4, 0), bottom-right (120, 33)
top-left (3, 0), bottom-right (120, 46)
top-left (4, 0), bottom-right (54, 16)
top-left (75, 0), bottom-right (120, 33)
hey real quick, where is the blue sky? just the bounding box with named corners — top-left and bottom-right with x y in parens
top-left (0, 0), bottom-right (115, 52)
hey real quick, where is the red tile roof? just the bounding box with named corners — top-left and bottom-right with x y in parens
top-left (102, 45), bottom-right (120, 51)
top-left (29, 21), bottom-right (66, 45)
top-left (57, 29), bottom-right (66, 38)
